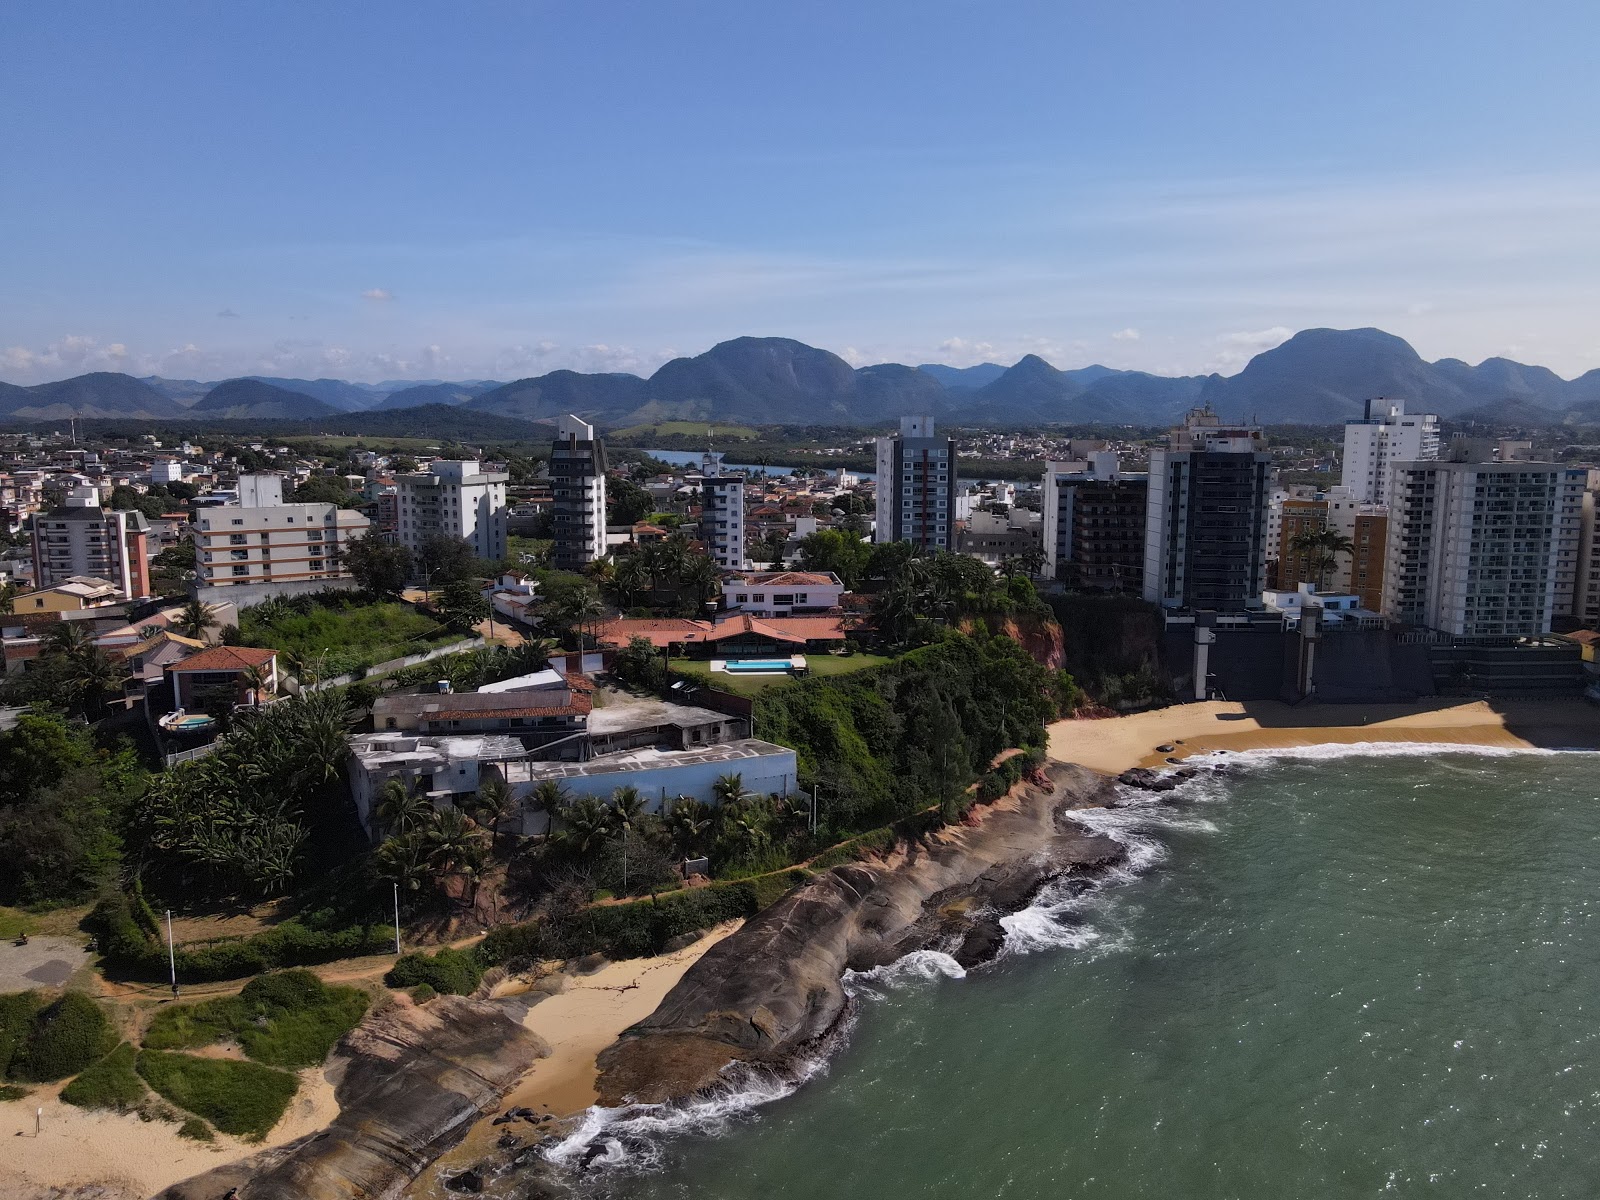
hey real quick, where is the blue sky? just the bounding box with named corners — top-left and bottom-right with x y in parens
top-left (2, 1), bottom-right (1597, 384)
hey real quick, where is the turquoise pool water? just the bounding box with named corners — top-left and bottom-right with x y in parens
top-left (723, 660), bottom-right (794, 673)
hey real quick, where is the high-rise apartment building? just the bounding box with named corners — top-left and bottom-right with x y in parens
top-left (195, 473), bottom-right (369, 592)
top-left (1041, 452), bottom-right (1147, 590)
top-left (1143, 407), bottom-right (1274, 610)
top-left (395, 460), bottom-right (509, 564)
top-left (693, 451), bottom-right (745, 571)
top-left (1573, 471), bottom-right (1600, 628)
top-left (549, 415), bottom-right (607, 570)
top-left (1341, 398), bottom-right (1440, 505)
top-left (1273, 498), bottom-right (1329, 590)
top-left (875, 416), bottom-right (955, 551)
top-left (31, 487), bottom-right (152, 601)
top-left (1382, 459), bottom-right (1584, 636)
top-left (1325, 486), bottom-right (1388, 611)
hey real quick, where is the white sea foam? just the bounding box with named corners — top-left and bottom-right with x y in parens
top-left (843, 949), bottom-right (967, 998)
top-left (1192, 740), bottom-right (1593, 768)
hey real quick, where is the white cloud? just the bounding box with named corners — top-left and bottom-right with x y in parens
top-left (362, 288), bottom-right (394, 302)
top-left (1204, 326), bottom-right (1293, 371)
top-left (1111, 328), bottom-right (1140, 341)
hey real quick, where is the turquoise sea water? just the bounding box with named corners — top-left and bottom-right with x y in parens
top-left (558, 746), bottom-right (1600, 1200)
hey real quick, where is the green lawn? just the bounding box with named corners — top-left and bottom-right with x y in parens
top-left (136, 1050), bottom-right (298, 1141)
top-left (672, 653), bottom-right (891, 697)
top-left (60, 1042), bottom-right (146, 1111)
top-left (238, 600), bottom-right (456, 677)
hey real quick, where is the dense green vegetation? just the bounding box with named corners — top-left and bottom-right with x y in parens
top-left (1, 991), bottom-right (117, 1083)
top-left (136, 1050), bottom-right (299, 1141)
top-left (0, 712), bottom-right (143, 906)
top-left (385, 946), bottom-right (484, 995)
top-left (60, 1042), bottom-right (147, 1111)
top-left (236, 592), bottom-right (454, 679)
top-left (143, 970), bottom-right (369, 1068)
top-left (1047, 592), bottom-right (1169, 710)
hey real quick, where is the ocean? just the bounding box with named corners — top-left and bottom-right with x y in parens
top-left (550, 746), bottom-right (1600, 1199)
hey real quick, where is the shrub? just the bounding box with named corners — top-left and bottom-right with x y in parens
top-left (0, 1084), bottom-right (28, 1102)
top-left (16, 992), bottom-right (117, 1082)
top-left (60, 1042), bottom-right (146, 1111)
top-left (408, 983), bottom-right (437, 1004)
top-left (136, 1051), bottom-right (299, 1141)
top-left (178, 1116), bottom-right (214, 1141)
top-left (385, 947), bottom-right (482, 996)
top-left (144, 970), bottom-right (369, 1070)
top-left (0, 991), bottom-right (43, 1080)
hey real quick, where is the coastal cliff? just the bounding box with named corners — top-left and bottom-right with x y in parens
top-left (156, 994), bottom-right (548, 1200)
top-left (595, 761), bottom-right (1119, 1105)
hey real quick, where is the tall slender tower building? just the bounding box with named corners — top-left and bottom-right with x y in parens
top-left (1143, 407), bottom-right (1274, 610)
top-left (874, 416), bottom-right (956, 551)
top-left (1341, 399), bottom-right (1440, 505)
top-left (549, 414), bottom-right (608, 570)
top-left (693, 451), bottom-right (745, 570)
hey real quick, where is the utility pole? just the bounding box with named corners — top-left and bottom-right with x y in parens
top-left (811, 784), bottom-right (818, 836)
top-left (392, 882), bottom-right (402, 954)
top-left (165, 910), bottom-right (179, 998)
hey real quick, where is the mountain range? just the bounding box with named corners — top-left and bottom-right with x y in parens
top-left (5, 328), bottom-right (1600, 428)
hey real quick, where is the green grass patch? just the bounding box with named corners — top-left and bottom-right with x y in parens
top-left (7, 992), bottom-right (117, 1083)
top-left (238, 600), bottom-right (454, 677)
top-left (135, 1051), bottom-right (299, 1142)
top-left (143, 970), bottom-right (369, 1069)
top-left (60, 1042), bottom-right (147, 1111)
top-left (178, 1116), bottom-right (214, 1141)
top-left (0, 1084), bottom-right (29, 1102)
top-left (672, 653), bottom-right (892, 697)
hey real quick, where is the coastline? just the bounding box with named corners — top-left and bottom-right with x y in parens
top-left (1047, 698), bottom-right (1600, 776)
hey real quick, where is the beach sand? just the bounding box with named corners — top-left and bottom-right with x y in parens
top-left (1048, 698), bottom-right (1600, 776)
top-left (0, 1064), bottom-right (340, 1200)
top-left (415, 920), bottom-right (744, 1194)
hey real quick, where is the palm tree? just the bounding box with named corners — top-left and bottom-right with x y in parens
top-left (238, 663), bottom-right (272, 709)
top-left (614, 553), bottom-right (652, 609)
top-left (471, 777), bottom-right (517, 854)
top-left (713, 773), bottom-right (754, 809)
top-left (666, 796), bottom-right (712, 858)
top-left (555, 795), bottom-right (612, 861)
top-left (680, 553), bottom-right (722, 611)
top-left (377, 778), bottom-right (432, 837)
top-left (608, 785), bottom-right (647, 833)
top-left (71, 646), bottom-right (125, 717)
top-left (425, 807), bottom-right (484, 882)
top-left (375, 832), bottom-right (430, 897)
top-left (45, 620), bottom-right (93, 656)
top-left (530, 778), bottom-right (570, 838)
top-left (0, 581), bottom-right (17, 616)
top-left (177, 598), bottom-right (221, 641)
top-left (283, 649), bottom-right (328, 687)
top-left (1288, 528), bottom-right (1355, 592)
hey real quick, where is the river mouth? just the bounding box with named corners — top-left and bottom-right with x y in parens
top-left (532, 747), bottom-right (1600, 1200)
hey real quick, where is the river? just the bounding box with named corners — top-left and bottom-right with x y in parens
top-left (570, 746), bottom-right (1600, 1199)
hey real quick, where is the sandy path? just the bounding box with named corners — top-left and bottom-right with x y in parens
top-left (0, 1065), bottom-right (339, 1200)
top-left (1048, 698), bottom-right (1599, 775)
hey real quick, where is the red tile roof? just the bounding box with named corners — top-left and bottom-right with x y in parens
top-left (594, 614), bottom-right (848, 649)
top-left (167, 645), bottom-right (278, 673)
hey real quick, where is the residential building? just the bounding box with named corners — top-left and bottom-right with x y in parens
top-left (1143, 408), bottom-right (1274, 610)
top-left (31, 487), bottom-right (151, 601)
top-left (372, 676), bottom-right (592, 741)
top-left (151, 459), bottom-right (185, 485)
top-left (11, 576), bottom-right (122, 614)
top-left (956, 508), bottom-right (1042, 567)
top-left (1382, 458), bottom-right (1585, 636)
top-left (875, 416), bottom-right (956, 552)
top-left (1041, 453), bottom-right (1147, 590)
top-left (394, 460), bottom-right (509, 563)
top-left (1573, 470), bottom-right (1600, 627)
top-left (194, 473), bottom-right (370, 592)
top-left (693, 451), bottom-right (746, 570)
top-left (167, 644), bottom-right (279, 709)
top-left (549, 415), bottom-right (608, 570)
top-left (721, 570), bottom-right (844, 616)
top-left (1273, 498), bottom-right (1329, 590)
top-left (1341, 398), bottom-right (1440, 505)
top-left (593, 612), bottom-right (850, 657)
top-left (1325, 486), bottom-right (1389, 612)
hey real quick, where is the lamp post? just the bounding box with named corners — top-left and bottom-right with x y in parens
top-left (165, 909), bottom-right (179, 998)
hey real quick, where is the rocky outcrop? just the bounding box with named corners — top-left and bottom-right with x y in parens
top-left (155, 995), bottom-right (548, 1200)
top-left (595, 762), bottom-right (1119, 1105)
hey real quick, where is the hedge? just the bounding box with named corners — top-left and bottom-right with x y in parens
top-left (87, 896), bottom-right (392, 983)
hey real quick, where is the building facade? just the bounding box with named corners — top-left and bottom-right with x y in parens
top-left (693, 451), bottom-right (746, 570)
top-left (31, 487), bottom-right (151, 601)
top-left (1573, 471), bottom-right (1600, 628)
top-left (195, 473), bottom-right (369, 592)
top-left (1143, 409), bottom-right (1273, 610)
top-left (1041, 453), bottom-right (1147, 590)
top-left (1272, 498), bottom-right (1329, 591)
top-left (549, 415), bottom-right (608, 570)
top-left (395, 460), bottom-right (509, 563)
top-left (1383, 460), bottom-right (1585, 636)
top-left (875, 416), bottom-right (956, 552)
top-left (1341, 398), bottom-right (1440, 505)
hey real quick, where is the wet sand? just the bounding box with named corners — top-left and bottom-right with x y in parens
top-left (1048, 698), bottom-right (1600, 775)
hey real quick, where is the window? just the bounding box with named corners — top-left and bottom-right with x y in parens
top-left (229, 533), bottom-right (247, 545)
top-left (735, 593), bottom-right (748, 603)
top-left (773, 593), bottom-right (795, 605)
top-left (231, 518), bottom-right (244, 526)
top-left (231, 565), bottom-right (248, 576)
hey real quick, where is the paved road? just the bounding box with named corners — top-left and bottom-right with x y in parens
top-left (0, 936), bottom-right (88, 992)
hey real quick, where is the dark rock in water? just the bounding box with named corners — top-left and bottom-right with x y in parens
top-left (497, 1132), bottom-right (523, 1151)
top-left (445, 1166), bottom-right (486, 1193)
top-left (492, 1113), bottom-right (518, 1126)
top-left (580, 1140), bottom-right (614, 1169)
top-left (1119, 767), bottom-right (1180, 792)
top-left (595, 762), bottom-right (1121, 1106)
top-left (1156, 744), bottom-right (1175, 753)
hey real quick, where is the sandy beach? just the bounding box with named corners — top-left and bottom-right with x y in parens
top-left (0, 1064), bottom-right (340, 1200)
top-left (1049, 698), bottom-right (1600, 775)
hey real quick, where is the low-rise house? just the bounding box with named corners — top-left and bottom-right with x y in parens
top-left (371, 678), bottom-right (592, 743)
top-left (12, 575), bottom-right (122, 614)
top-left (166, 644), bottom-right (279, 708)
top-left (594, 613), bottom-right (850, 657)
top-left (486, 571), bottom-right (539, 625)
top-left (1262, 583), bottom-right (1383, 629)
top-left (721, 570), bottom-right (844, 616)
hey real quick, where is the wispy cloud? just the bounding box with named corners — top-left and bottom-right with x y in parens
top-left (217, 308), bottom-right (241, 319)
top-left (1111, 328), bottom-right (1140, 341)
top-left (361, 288), bottom-right (394, 302)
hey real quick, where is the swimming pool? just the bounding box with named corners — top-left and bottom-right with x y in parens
top-left (724, 659), bottom-right (796, 673)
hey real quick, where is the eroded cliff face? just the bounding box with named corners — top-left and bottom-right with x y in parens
top-left (961, 613), bottom-right (1067, 670)
top-left (594, 762), bottom-right (1118, 1106)
top-left (157, 995), bottom-right (549, 1200)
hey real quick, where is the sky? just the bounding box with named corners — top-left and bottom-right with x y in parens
top-left (2, 1), bottom-right (1598, 386)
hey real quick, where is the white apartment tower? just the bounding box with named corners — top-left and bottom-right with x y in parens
top-left (875, 416), bottom-right (956, 551)
top-left (1383, 458), bottom-right (1585, 636)
top-left (1143, 408), bottom-right (1274, 610)
top-left (549, 415), bottom-right (608, 570)
top-left (694, 451), bottom-right (746, 570)
top-left (395, 460), bottom-right (509, 563)
top-left (1341, 398), bottom-right (1440, 505)
top-left (195, 472), bottom-right (370, 592)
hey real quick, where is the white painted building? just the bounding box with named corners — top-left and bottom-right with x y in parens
top-left (151, 459), bottom-right (186, 485)
top-left (1573, 470), bottom-right (1600, 627)
top-left (393, 460), bottom-right (508, 563)
top-left (693, 451), bottom-right (746, 570)
top-left (194, 473), bottom-right (369, 592)
top-left (721, 570), bottom-right (845, 616)
top-left (1341, 399), bottom-right (1440, 506)
top-left (1383, 459), bottom-right (1585, 636)
top-left (875, 415), bottom-right (956, 552)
